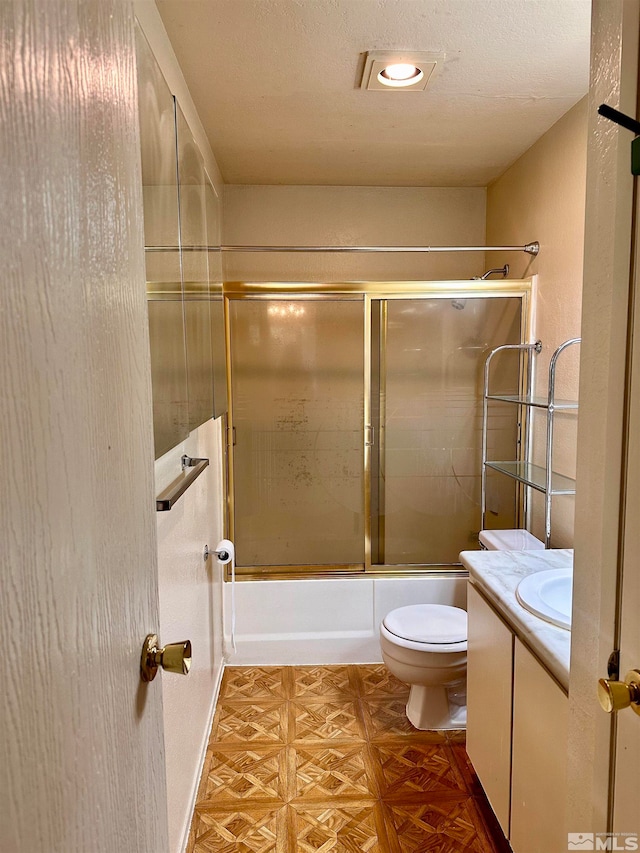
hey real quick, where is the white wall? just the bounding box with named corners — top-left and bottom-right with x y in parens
top-left (155, 419), bottom-right (226, 853)
top-left (486, 99), bottom-right (588, 547)
top-left (223, 185), bottom-right (487, 282)
top-left (224, 575), bottom-right (467, 664)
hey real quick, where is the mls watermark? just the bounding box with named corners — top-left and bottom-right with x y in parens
top-left (568, 833), bottom-right (639, 851)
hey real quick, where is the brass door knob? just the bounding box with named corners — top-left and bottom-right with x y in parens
top-left (597, 669), bottom-right (640, 715)
top-left (140, 634), bottom-right (192, 682)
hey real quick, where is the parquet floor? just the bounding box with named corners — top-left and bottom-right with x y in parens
top-left (186, 664), bottom-right (510, 853)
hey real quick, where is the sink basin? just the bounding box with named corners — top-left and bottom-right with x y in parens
top-left (516, 568), bottom-right (573, 630)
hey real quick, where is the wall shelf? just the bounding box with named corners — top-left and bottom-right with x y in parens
top-left (485, 393), bottom-right (578, 411)
top-left (484, 461), bottom-right (576, 495)
top-left (481, 338), bottom-right (580, 547)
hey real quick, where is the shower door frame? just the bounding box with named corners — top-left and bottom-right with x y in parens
top-left (224, 279), bottom-right (535, 580)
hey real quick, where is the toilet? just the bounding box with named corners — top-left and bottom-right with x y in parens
top-left (380, 528), bottom-right (545, 731)
top-left (380, 604), bottom-right (468, 730)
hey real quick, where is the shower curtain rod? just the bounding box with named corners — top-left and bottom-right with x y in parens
top-left (219, 241), bottom-right (540, 255)
top-left (145, 242), bottom-right (539, 255)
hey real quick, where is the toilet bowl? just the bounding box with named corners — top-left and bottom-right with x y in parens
top-left (380, 604), bottom-right (467, 731)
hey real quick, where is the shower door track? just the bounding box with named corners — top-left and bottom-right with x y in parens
top-left (225, 279), bottom-right (534, 580)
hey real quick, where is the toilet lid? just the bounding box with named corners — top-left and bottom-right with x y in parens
top-left (383, 604), bottom-right (467, 644)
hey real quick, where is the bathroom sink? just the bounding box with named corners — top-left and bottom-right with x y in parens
top-left (516, 568), bottom-right (573, 630)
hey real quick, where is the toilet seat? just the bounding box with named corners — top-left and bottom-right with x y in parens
top-left (381, 604), bottom-right (467, 652)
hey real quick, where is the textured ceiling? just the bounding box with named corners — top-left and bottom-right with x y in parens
top-left (156, 0), bottom-right (591, 187)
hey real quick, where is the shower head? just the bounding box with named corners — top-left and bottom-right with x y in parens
top-left (481, 264), bottom-right (509, 280)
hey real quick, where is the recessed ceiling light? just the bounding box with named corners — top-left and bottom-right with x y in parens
top-left (378, 63), bottom-right (424, 87)
top-left (360, 50), bottom-right (445, 92)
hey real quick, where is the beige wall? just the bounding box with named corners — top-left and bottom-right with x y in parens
top-left (223, 185), bottom-right (487, 282)
top-left (486, 98), bottom-right (588, 547)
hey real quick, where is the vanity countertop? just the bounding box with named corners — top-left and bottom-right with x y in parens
top-left (460, 548), bottom-right (573, 691)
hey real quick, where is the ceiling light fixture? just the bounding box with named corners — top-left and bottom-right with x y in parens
top-left (378, 63), bottom-right (424, 87)
top-left (360, 50), bottom-right (445, 92)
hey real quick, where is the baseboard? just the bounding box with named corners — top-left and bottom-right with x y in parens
top-left (179, 660), bottom-right (225, 853)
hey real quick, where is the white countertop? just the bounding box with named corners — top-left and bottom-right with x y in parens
top-left (460, 548), bottom-right (573, 691)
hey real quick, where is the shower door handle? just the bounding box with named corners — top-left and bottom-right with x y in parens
top-left (365, 425), bottom-right (375, 447)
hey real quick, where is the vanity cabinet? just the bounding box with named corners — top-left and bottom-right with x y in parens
top-left (466, 583), bottom-right (513, 835)
top-left (510, 638), bottom-right (568, 853)
top-left (467, 581), bottom-right (568, 853)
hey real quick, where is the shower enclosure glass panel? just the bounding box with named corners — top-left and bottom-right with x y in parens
top-left (372, 296), bottom-right (522, 565)
top-left (176, 105), bottom-right (214, 432)
top-left (205, 177), bottom-right (227, 418)
top-left (230, 299), bottom-right (365, 568)
top-left (136, 25), bottom-right (188, 459)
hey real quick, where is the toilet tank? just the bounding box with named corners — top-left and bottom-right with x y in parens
top-left (479, 529), bottom-right (545, 550)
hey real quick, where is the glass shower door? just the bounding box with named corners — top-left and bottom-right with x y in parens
top-left (229, 298), bottom-right (365, 570)
top-left (370, 296), bottom-right (522, 566)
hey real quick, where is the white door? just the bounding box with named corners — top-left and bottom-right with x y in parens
top-left (611, 189), bottom-right (640, 841)
top-left (570, 0), bottom-right (640, 846)
top-left (591, 0), bottom-right (640, 841)
top-left (0, 3), bottom-right (168, 852)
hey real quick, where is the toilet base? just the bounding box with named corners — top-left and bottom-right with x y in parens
top-left (405, 683), bottom-right (467, 731)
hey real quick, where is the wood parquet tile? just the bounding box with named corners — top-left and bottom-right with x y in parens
top-left (383, 798), bottom-right (496, 853)
top-left (290, 801), bottom-right (386, 852)
top-left (372, 742), bottom-right (469, 800)
top-left (187, 664), bottom-right (510, 853)
top-left (221, 667), bottom-right (290, 702)
top-left (362, 697), bottom-right (448, 743)
top-left (292, 665), bottom-right (357, 700)
top-left (199, 746), bottom-right (287, 805)
top-left (358, 665), bottom-right (411, 699)
top-left (191, 806), bottom-right (287, 852)
top-left (291, 699), bottom-right (366, 744)
top-left (293, 743), bottom-right (375, 800)
top-left (213, 701), bottom-right (288, 746)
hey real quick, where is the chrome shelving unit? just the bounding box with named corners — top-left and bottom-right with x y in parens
top-left (481, 338), bottom-right (580, 548)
